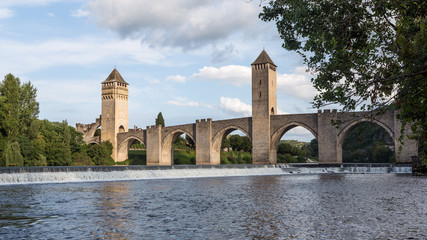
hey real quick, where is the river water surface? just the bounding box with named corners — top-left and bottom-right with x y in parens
top-left (0, 174), bottom-right (426, 239)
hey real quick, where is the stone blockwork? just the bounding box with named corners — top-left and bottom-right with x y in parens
top-left (251, 50), bottom-right (277, 164)
top-left (101, 68), bottom-right (129, 161)
top-left (75, 116), bottom-right (101, 144)
top-left (79, 50), bottom-right (419, 165)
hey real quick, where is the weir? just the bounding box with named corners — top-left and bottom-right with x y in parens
top-left (0, 164), bottom-right (412, 185)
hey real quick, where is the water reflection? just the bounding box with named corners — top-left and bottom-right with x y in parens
top-left (94, 182), bottom-right (133, 240)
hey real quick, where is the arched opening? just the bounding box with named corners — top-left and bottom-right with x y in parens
top-left (127, 139), bottom-right (146, 165)
top-left (116, 137), bottom-right (145, 164)
top-left (214, 129), bottom-right (252, 165)
top-left (162, 130), bottom-right (196, 165)
top-left (271, 107), bottom-right (275, 115)
top-left (340, 121), bottom-right (394, 163)
top-left (94, 128), bottom-right (101, 137)
top-left (118, 125), bottom-right (125, 133)
top-left (272, 124), bottom-right (318, 164)
top-left (172, 133), bottom-right (196, 165)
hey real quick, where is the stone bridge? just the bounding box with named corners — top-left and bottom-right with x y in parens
top-left (77, 50), bottom-right (418, 165)
top-left (114, 110), bottom-right (417, 165)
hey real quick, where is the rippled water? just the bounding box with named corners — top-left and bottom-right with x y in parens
top-left (0, 174), bottom-right (426, 239)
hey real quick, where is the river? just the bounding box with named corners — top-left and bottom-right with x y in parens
top-left (0, 172), bottom-right (426, 239)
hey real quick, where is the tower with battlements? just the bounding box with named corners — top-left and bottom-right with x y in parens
top-left (251, 50), bottom-right (277, 164)
top-left (101, 68), bottom-right (129, 161)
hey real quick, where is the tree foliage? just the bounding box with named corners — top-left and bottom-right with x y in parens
top-left (0, 73), bottom-right (117, 167)
top-left (260, 0), bottom-right (427, 159)
top-left (227, 135), bottom-right (252, 152)
top-left (155, 112), bottom-right (165, 127)
top-left (343, 122), bottom-right (394, 163)
top-left (87, 141), bottom-right (114, 165)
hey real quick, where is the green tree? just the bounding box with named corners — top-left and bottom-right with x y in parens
top-left (229, 135), bottom-right (243, 151)
top-left (39, 120), bottom-right (73, 166)
top-left (87, 141), bottom-right (114, 165)
top-left (373, 142), bottom-right (394, 163)
top-left (241, 136), bottom-right (252, 153)
top-left (173, 135), bottom-right (187, 149)
top-left (0, 74), bottom-right (39, 140)
top-left (2, 141), bottom-right (24, 167)
top-left (221, 136), bottom-right (231, 151)
top-left (260, 0), bottom-right (427, 159)
top-left (186, 135), bottom-right (195, 149)
top-left (155, 112), bottom-right (165, 127)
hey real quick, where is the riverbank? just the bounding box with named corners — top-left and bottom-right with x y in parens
top-left (0, 163), bottom-right (412, 185)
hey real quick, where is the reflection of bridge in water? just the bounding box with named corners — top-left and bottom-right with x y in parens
top-left (77, 50), bottom-right (418, 165)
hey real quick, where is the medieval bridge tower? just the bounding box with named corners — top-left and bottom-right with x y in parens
top-left (101, 68), bottom-right (129, 161)
top-left (251, 50), bottom-right (277, 164)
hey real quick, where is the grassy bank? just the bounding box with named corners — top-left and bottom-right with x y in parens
top-left (124, 150), bottom-right (253, 165)
top-left (126, 150), bottom-right (197, 165)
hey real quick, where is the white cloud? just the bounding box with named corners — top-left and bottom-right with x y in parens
top-left (167, 97), bottom-right (213, 109)
top-left (0, 37), bottom-right (165, 75)
top-left (168, 100), bottom-right (199, 107)
top-left (277, 66), bottom-right (318, 100)
top-left (167, 75), bottom-right (186, 83)
top-left (47, 12), bottom-right (54, 17)
top-left (277, 109), bottom-right (289, 115)
top-left (0, 0), bottom-right (61, 7)
top-left (71, 9), bottom-right (89, 18)
top-left (219, 97), bottom-right (251, 117)
top-left (86, 0), bottom-right (259, 49)
top-left (192, 65), bottom-right (251, 86)
top-left (0, 8), bottom-right (13, 19)
top-left (167, 97), bottom-right (213, 108)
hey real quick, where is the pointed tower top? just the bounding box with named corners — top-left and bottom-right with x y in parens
top-left (252, 50), bottom-right (276, 67)
top-left (102, 68), bottom-right (129, 85)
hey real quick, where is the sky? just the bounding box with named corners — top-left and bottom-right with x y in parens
top-left (0, 0), bottom-right (324, 142)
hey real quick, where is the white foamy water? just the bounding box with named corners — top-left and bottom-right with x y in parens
top-left (0, 165), bottom-right (412, 185)
top-left (0, 167), bottom-right (285, 185)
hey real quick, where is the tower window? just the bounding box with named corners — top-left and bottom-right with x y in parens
top-left (259, 92), bottom-right (261, 98)
top-left (259, 79), bottom-right (261, 85)
top-left (271, 107), bottom-right (275, 115)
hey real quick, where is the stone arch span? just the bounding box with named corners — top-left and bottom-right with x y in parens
top-left (161, 129), bottom-right (195, 165)
top-left (337, 118), bottom-right (395, 163)
top-left (270, 121), bottom-right (318, 162)
top-left (87, 138), bottom-right (100, 145)
top-left (211, 125), bottom-right (252, 165)
top-left (116, 135), bottom-right (146, 162)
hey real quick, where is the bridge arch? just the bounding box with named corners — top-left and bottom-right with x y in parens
top-left (271, 121), bottom-right (318, 150)
top-left (211, 125), bottom-right (252, 165)
top-left (337, 118), bottom-right (394, 163)
top-left (161, 129), bottom-right (195, 165)
top-left (116, 135), bottom-right (146, 163)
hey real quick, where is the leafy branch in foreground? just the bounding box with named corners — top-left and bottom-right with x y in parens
top-left (260, 0), bottom-right (426, 159)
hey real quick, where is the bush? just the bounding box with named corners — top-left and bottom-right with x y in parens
top-left (297, 156), bottom-right (306, 163)
top-left (87, 141), bottom-right (113, 165)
